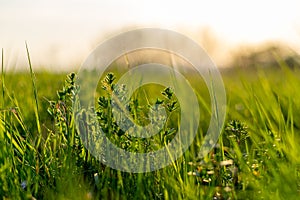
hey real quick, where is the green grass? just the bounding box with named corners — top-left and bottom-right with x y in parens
top-left (0, 57), bottom-right (300, 199)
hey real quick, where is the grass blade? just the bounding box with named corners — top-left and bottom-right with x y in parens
top-left (25, 42), bottom-right (41, 146)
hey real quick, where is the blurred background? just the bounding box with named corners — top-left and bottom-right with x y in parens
top-left (1, 0), bottom-right (300, 71)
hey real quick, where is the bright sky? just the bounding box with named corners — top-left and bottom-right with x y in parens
top-left (1, 0), bottom-right (300, 71)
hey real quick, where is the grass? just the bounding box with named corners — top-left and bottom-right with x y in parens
top-left (0, 53), bottom-right (300, 199)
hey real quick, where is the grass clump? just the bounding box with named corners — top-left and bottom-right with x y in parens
top-left (0, 56), bottom-right (300, 199)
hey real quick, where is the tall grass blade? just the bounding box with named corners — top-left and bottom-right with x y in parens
top-left (1, 48), bottom-right (4, 107)
top-left (25, 42), bottom-right (42, 146)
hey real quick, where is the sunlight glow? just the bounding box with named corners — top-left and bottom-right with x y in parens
top-left (0, 0), bottom-right (299, 70)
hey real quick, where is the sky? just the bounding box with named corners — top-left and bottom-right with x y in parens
top-left (1, 0), bottom-right (300, 71)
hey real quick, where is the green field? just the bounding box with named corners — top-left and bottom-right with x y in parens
top-left (1, 57), bottom-right (300, 199)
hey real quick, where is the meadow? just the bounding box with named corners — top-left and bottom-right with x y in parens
top-left (1, 52), bottom-right (300, 199)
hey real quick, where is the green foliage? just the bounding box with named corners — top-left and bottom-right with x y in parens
top-left (96, 73), bottom-right (179, 153)
top-left (0, 61), bottom-right (300, 199)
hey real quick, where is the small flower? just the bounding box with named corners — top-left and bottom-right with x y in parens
top-left (21, 180), bottom-right (27, 190)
